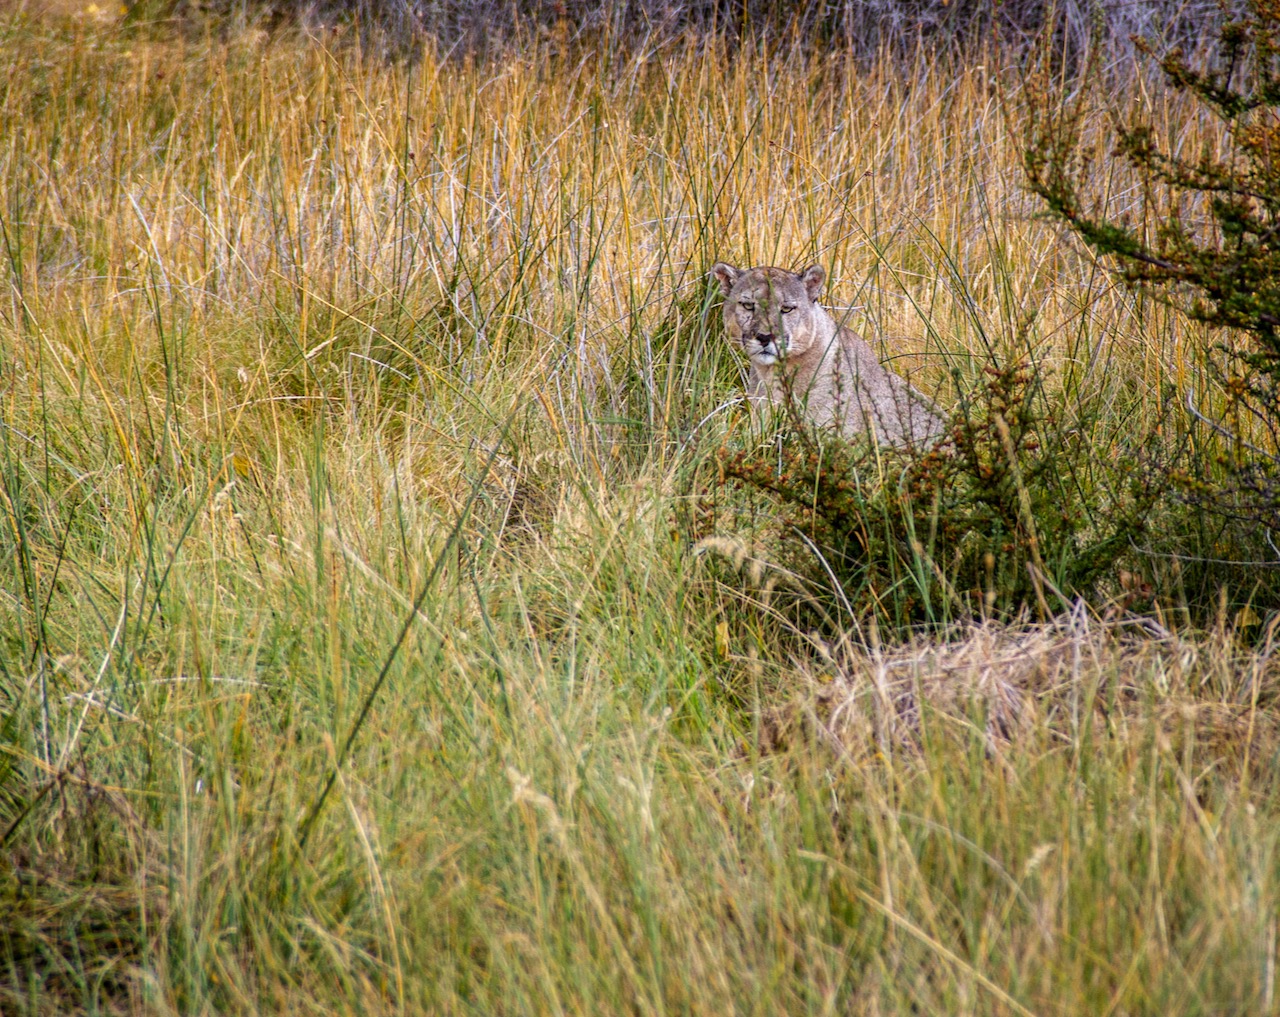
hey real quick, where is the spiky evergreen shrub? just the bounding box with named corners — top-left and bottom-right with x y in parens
top-left (1026, 0), bottom-right (1280, 534)
top-left (701, 361), bottom-right (1169, 637)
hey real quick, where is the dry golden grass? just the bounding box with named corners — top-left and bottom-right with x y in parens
top-left (762, 611), bottom-right (1280, 764)
top-left (3, 13), bottom-right (1279, 1017)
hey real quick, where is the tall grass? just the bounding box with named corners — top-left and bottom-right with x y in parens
top-left (2, 12), bottom-right (1279, 1016)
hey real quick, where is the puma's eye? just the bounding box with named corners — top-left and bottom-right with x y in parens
top-left (781, 305), bottom-right (796, 314)
top-left (740, 301), bottom-right (755, 312)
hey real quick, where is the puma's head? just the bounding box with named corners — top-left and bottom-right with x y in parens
top-left (711, 263), bottom-right (827, 367)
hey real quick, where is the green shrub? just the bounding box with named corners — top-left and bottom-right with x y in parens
top-left (702, 359), bottom-right (1171, 637)
top-left (1025, 0), bottom-right (1280, 536)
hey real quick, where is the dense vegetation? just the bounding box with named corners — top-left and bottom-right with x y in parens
top-left (128, 0), bottom-right (1228, 59)
top-left (1027, 0), bottom-right (1280, 537)
top-left (2, 4), bottom-right (1279, 1014)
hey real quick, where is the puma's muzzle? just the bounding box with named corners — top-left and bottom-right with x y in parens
top-left (752, 333), bottom-right (781, 361)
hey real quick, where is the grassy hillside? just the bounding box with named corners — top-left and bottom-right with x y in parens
top-left (2, 12), bottom-right (1279, 1015)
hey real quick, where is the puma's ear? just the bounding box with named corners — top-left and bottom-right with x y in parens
top-left (711, 262), bottom-right (742, 295)
top-left (799, 264), bottom-right (825, 301)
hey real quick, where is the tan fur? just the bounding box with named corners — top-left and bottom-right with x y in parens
top-left (711, 262), bottom-right (945, 447)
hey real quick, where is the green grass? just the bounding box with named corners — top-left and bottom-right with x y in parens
top-left (2, 11), bottom-right (1279, 1016)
